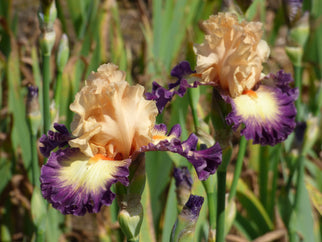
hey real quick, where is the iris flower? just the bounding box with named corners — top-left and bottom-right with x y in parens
top-left (146, 13), bottom-right (298, 146)
top-left (39, 63), bottom-right (222, 216)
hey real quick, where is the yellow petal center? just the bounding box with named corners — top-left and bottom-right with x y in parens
top-left (88, 154), bottom-right (114, 164)
top-left (152, 135), bottom-right (168, 140)
top-left (58, 152), bottom-right (128, 193)
top-left (234, 87), bottom-right (279, 121)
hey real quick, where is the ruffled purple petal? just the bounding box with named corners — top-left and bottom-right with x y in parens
top-left (226, 71), bottom-right (298, 146)
top-left (184, 137), bottom-right (222, 180)
top-left (143, 124), bottom-right (222, 180)
top-left (153, 123), bottom-right (168, 133)
top-left (265, 70), bottom-right (298, 98)
top-left (170, 61), bottom-right (195, 80)
top-left (168, 124), bottom-right (182, 138)
top-left (145, 82), bottom-right (176, 113)
top-left (40, 148), bottom-right (130, 216)
top-left (39, 123), bottom-right (73, 157)
top-left (146, 61), bottom-right (201, 113)
top-left (169, 61), bottom-right (200, 94)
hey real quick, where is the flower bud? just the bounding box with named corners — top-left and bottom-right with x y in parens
top-left (302, 115), bottom-right (319, 155)
top-left (56, 34), bottom-right (69, 72)
top-left (285, 46), bottom-right (303, 67)
top-left (285, 11), bottom-right (309, 67)
top-left (38, 0), bottom-right (57, 32)
top-left (118, 199), bottom-right (143, 241)
top-left (171, 195), bottom-right (204, 241)
top-left (283, 0), bottom-right (303, 26)
top-left (293, 121), bottom-right (306, 148)
top-left (196, 119), bottom-right (215, 148)
top-left (26, 85), bottom-right (41, 135)
top-left (116, 153), bottom-right (146, 241)
top-left (173, 167), bottom-right (193, 210)
top-left (288, 12), bottom-right (309, 48)
top-left (39, 31), bottom-right (56, 55)
top-left (50, 100), bottom-right (58, 124)
top-left (225, 198), bottom-right (237, 235)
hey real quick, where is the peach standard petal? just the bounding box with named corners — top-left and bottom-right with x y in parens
top-left (68, 63), bottom-right (158, 159)
top-left (194, 13), bottom-right (270, 97)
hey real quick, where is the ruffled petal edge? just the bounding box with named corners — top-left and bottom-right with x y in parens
top-left (225, 71), bottom-right (298, 146)
top-left (142, 124), bottom-right (222, 180)
top-left (40, 148), bottom-right (130, 216)
top-left (146, 61), bottom-right (201, 113)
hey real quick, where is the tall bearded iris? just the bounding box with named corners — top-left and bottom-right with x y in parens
top-left (39, 64), bottom-right (222, 216)
top-left (146, 13), bottom-right (298, 146)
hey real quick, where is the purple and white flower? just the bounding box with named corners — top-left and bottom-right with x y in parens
top-left (146, 13), bottom-right (298, 146)
top-left (39, 63), bottom-right (222, 216)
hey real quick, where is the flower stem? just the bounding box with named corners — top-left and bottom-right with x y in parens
top-left (38, 0), bottom-right (56, 134)
top-left (215, 147), bottom-right (232, 242)
top-left (54, 70), bottom-right (63, 111)
top-left (202, 176), bottom-right (217, 231)
top-left (289, 153), bottom-right (305, 242)
top-left (216, 169), bottom-right (226, 242)
top-left (267, 144), bottom-right (281, 218)
top-left (294, 65), bottom-right (302, 121)
top-left (188, 88), bottom-right (200, 132)
top-left (207, 191), bottom-right (216, 231)
top-left (31, 134), bottom-right (40, 187)
top-left (42, 53), bottom-right (51, 134)
top-left (209, 88), bottom-right (232, 242)
top-left (127, 238), bottom-right (139, 242)
top-left (228, 136), bottom-right (247, 201)
top-left (259, 146), bottom-right (269, 209)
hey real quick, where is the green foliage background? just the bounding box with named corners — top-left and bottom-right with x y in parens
top-left (0, 0), bottom-right (321, 241)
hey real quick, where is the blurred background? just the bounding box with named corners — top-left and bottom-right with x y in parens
top-left (0, 0), bottom-right (321, 241)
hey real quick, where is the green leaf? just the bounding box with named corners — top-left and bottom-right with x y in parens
top-left (140, 180), bottom-right (157, 242)
top-left (234, 212), bottom-right (256, 240)
top-left (228, 178), bottom-right (274, 238)
top-left (1, 205), bottom-right (12, 242)
top-left (0, 155), bottom-right (12, 195)
top-left (148, 0), bottom-right (204, 76)
top-left (161, 180), bottom-right (178, 242)
top-left (7, 47), bottom-right (32, 182)
top-left (45, 206), bottom-right (64, 242)
top-left (145, 151), bottom-right (173, 232)
top-left (305, 182), bottom-right (322, 216)
top-left (169, 94), bottom-right (189, 139)
top-left (289, 182), bottom-right (315, 241)
top-left (245, 0), bottom-right (265, 23)
top-left (31, 187), bottom-right (47, 230)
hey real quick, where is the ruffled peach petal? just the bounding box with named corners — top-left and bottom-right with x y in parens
top-left (68, 64), bottom-right (158, 159)
top-left (194, 12), bottom-right (270, 97)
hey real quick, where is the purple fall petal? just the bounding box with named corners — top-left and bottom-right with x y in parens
top-left (226, 71), bottom-right (298, 146)
top-left (40, 147), bottom-right (130, 216)
top-left (39, 123), bottom-right (73, 157)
